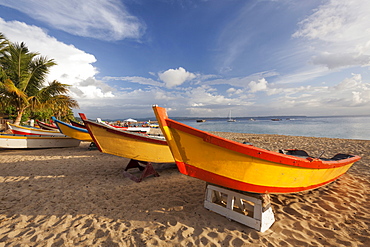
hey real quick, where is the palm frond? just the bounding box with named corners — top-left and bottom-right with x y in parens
top-left (39, 80), bottom-right (70, 97)
top-left (3, 79), bottom-right (28, 100)
top-left (26, 56), bottom-right (57, 93)
top-left (0, 32), bottom-right (10, 55)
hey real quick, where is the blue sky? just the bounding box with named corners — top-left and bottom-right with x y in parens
top-left (1, 0), bottom-right (370, 119)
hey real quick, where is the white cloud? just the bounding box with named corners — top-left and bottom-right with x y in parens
top-left (226, 88), bottom-right (236, 94)
top-left (293, 1), bottom-right (370, 42)
top-left (0, 18), bottom-right (115, 100)
top-left (329, 74), bottom-right (370, 106)
top-left (226, 87), bottom-right (243, 96)
top-left (71, 85), bottom-right (115, 99)
top-left (270, 73), bottom-right (370, 113)
top-left (293, 0), bottom-right (370, 69)
top-left (0, 0), bottom-right (144, 41)
top-left (248, 78), bottom-right (268, 93)
top-left (2, 2), bottom-right (370, 118)
top-left (352, 92), bottom-right (365, 105)
top-left (204, 71), bottom-right (278, 87)
top-left (312, 52), bottom-right (370, 69)
top-left (158, 67), bottom-right (196, 88)
top-left (333, 73), bottom-right (363, 91)
top-left (186, 86), bottom-right (229, 106)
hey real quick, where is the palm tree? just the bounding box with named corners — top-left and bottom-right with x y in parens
top-left (36, 80), bottom-right (79, 120)
top-left (0, 33), bottom-right (79, 125)
top-left (0, 33), bottom-right (8, 54)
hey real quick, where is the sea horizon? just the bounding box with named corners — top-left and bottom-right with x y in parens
top-left (93, 114), bottom-right (370, 141)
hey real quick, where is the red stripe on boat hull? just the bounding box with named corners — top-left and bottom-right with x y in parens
top-left (166, 120), bottom-right (360, 169)
top-left (11, 130), bottom-right (39, 135)
top-left (175, 161), bottom-right (342, 194)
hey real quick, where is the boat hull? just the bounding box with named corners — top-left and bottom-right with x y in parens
top-left (52, 117), bottom-right (93, 142)
top-left (7, 123), bottom-right (65, 136)
top-left (70, 120), bottom-right (86, 129)
top-left (0, 134), bottom-right (81, 149)
top-left (36, 120), bottom-right (58, 130)
top-left (153, 106), bottom-right (361, 193)
top-left (80, 114), bottom-right (174, 163)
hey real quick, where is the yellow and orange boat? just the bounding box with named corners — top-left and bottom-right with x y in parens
top-left (153, 105), bottom-right (361, 193)
top-left (79, 113), bottom-right (174, 163)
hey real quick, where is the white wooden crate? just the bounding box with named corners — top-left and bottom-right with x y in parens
top-left (204, 184), bottom-right (275, 232)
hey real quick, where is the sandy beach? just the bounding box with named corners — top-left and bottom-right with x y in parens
top-left (1, 132), bottom-right (369, 246)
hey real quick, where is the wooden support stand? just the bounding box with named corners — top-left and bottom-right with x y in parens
top-left (122, 159), bottom-right (160, 183)
top-left (204, 184), bottom-right (275, 232)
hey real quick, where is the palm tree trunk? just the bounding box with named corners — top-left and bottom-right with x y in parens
top-left (14, 109), bottom-right (24, 125)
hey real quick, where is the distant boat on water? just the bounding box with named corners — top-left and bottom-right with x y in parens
top-left (227, 110), bottom-right (236, 122)
top-left (196, 119), bottom-right (206, 122)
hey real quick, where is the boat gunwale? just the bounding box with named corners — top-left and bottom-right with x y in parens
top-left (52, 117), bottom-right (89, 133)
top-left (36, 119), bottom-right (58, 129)
top-left (164, 118), bottom-right (360, 169)
top-left (81, 117), bottom-right (167, 146)
top-left (70, 120), bottom-right (86, 129)
top-left (7, 122), bottom-right (60, 134)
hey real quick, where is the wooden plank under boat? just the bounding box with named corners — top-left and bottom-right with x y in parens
top-left (51, 117), bottom-right (93, 142)
top-left (0, 134), bottom-right (81, 149)
top-left (7, 123), bottom-right (65, 136)
top-left (79, 113), bottom-right (174, 163)
top-left (152, 105), bottom-right (361, 194)
top-left (36, 120), bottom-right (58, 130)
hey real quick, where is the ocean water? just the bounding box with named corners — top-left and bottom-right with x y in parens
top-left (174, 116), bottom-right (370, 140)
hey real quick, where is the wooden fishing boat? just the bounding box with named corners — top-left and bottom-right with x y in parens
top-left (152, 105), bottom-right (361, 193)
top-left (96, 118), bottom-right (150, 134)
top-left (0, 134), bottom-right (81, 149)
top-left (80, 113), bottom-right (174, 163)
top-left (7, 123), bottom-right (65, 136)
top-left (70, 119), bottom-right (86, 129)
top-left (36, 120), bottom-right (58, 130)
top-left (51, 117), bottom-right (93, 142)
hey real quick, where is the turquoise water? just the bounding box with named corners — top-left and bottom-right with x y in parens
top-left (175, 116), bottom-right (370, 140)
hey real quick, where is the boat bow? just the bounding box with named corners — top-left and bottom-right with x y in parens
top-left (152, 105), bottom-right (361, 193)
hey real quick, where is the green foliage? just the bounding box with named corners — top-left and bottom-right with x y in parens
top-left (2, 105), bottom-right (17, 120)
top-left (29, 108), bottom-right (53, 121)
top-left (1, 106), bottom-right (29, 123)
top-left (20, 111), bottom-right (30, 124)
top-left (0, 32), bottom-right (79, 124)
